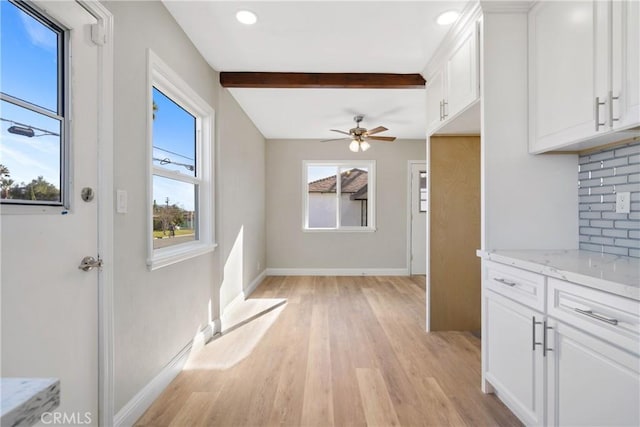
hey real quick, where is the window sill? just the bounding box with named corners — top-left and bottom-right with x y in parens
top-left (147, 241), bottom-right (217, 271)
top-left (303, 227), bottom-right (377, 233)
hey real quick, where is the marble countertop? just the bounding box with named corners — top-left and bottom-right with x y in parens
top-left (477, 249), bottom-right (640, 301)
top-left (1, 378), bottom-right (60, 427)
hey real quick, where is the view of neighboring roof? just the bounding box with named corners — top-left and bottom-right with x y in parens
top-left (308, 168), bottom-right (368, 194)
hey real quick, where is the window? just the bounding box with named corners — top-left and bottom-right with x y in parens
top-left (419, 171), bottom-right (427, 212)
top-left (303, 160), bottom-right (376, 231)
top-left (148, 51), bottom-right (215, 269)
top-left (0, 1), bottom-right (66, 206)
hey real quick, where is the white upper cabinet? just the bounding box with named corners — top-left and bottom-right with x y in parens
top-left (529, 1), bottom-right (604, 153)
top-left (529, 0), bottom-right (640, 153)
top-left (446, 27), bottom-right (479, 120)
top-left (425, 69), bottom-right (445, 133)
top-left (425, 21), bottom-right (479, 135)
top-left (611, 0), bottom-right (640, 130)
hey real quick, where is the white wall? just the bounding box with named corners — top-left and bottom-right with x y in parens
top-left (218, 89), bottom-right (266, 310)
top-left (481, 12), bottom-right (578, 250)
top-left (266, 139), bottom-right (425, 270)
top-left (103, 1), bottom-right (265, 413)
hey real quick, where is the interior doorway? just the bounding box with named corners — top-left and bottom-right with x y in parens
top-left (408, 161), bottom-right (427, 275)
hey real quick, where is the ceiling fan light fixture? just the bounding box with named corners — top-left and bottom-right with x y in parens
top-left (437, 10), bottom-right (459, 25)
top-left (236, 10), bottom-right (257, 25)
top-left (326, 115), bottom-right (396, 151)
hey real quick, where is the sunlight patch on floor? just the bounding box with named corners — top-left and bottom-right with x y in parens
top-left (183, 302), bottom-right (286, 371)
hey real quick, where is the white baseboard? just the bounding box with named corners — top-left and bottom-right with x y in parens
top-left (244, 269), bottom-right (267, 297)
top-left (265, 268), bottom-right (409, 276)
top-left (222, 269), bottom-right (267, 315)
top-left (113, 321), bottom-right (217, 427)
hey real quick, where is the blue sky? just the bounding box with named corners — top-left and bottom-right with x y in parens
top-left (152, 88), bottom-right (197, 211)
top-left (1, 1), bottom-right (61, 189)
top-left (1, 1), bottom-right (196, 210)
top-left (308, 166), bottom-right (337, 183)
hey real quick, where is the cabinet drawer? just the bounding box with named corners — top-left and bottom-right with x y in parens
top-left (547, 278), bottom-right (640, 354)
top-left (484, 261), bottom-right (545, 311)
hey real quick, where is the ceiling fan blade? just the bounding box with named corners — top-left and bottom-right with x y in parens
top-left (330, 129), bottom-right (351, 135)
top-left (366, 126), bottom-right (388, 135)
top-left (321, 137), bottom-right (351, 142)
top-left (366, 136), bottom-right (396, 142)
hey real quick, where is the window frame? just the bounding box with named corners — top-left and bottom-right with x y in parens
top-left (147, 50), bottom-right (216, 270)
top-left (419, 171), bottom-right (427, 213)
top-left (302, 160), bottom-right (376, 232)
top-left (0, 0), bottom-right (69, 212)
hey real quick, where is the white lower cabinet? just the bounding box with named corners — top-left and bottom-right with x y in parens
top-left (483, 261), bottom-right (640, 426)
top-left (546, 319), bottom-right (640, 427)
top-left (485, 291), bottom-right (545, 426)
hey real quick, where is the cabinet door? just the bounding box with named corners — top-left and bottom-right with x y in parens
top-left (529, 1), bottom-right (609, 152)
top-left (485, 291), bottom-right (545, 425)
top-left (446, 25), bottom-right (478, 120)
top-left (611, 0), bottom-right (640, 130)
top-left (425, 69), bottom-right (444, 133)
top-left (547, 319), bottom-right (640, 426)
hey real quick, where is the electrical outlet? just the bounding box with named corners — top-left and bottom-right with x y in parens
top-left (616, 192), bottom-right (630, 214)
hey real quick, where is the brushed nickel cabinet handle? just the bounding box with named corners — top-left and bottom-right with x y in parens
top-left (494, 277), bottom-right (517, 287)
top-left (443, 100), bottom-right (449, 119)
top-left (532, 316), bottom-right (543, 351)
top-left (595, 97), bottom-right (606, 131)
top-left (543, 320), bottom-right (553, 357)
top-left (575, 308), bottom-right (619, 325)
top-left (609, 91), bottom-right (620, 126)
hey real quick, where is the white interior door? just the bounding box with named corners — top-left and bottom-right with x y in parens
top-left (1, 0), bottom-right (100, 421)
top-left (410, 162), bottom-right (427, 275)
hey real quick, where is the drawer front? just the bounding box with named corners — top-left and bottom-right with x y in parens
top-left (484, 261), bottom-right (546, 311)
top-left (547, 278), bottom-right (640, 354)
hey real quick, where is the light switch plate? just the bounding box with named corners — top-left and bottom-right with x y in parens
top-left (116, 189), bottom-right (127, 214)
top-left (616, 192), bottom-right (630, 214)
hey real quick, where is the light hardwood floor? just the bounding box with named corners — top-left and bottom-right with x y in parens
top-left (136, 276), bottom-right (521, 426)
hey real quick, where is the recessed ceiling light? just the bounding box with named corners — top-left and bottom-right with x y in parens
top-left (437, 10), bottom-right (459, 26)
top-left (236, 10), bottom-right (257, 25)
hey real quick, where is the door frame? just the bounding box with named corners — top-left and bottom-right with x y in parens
top-left (406, 160), bottom-right (427, 276)
top-left (76, 1), bottom-right (115, 424)
top-left (426, 136), bottom-right (432, 332)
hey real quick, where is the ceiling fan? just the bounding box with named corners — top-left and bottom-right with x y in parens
top-left (322, 115), bottom-right (397, 152)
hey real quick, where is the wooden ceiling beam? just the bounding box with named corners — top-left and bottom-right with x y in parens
top-left (219, 72), bottom-right (426, 89)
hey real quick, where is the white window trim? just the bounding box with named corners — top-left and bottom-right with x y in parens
top-left (302, 160), bottom-right (376, 232)
top-left (146, 49), bottom-right (216, 270)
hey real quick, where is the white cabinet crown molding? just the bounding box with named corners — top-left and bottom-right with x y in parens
top-left (422, 0), bottom-right (482, 79)
top-left (480, 1), bottom-right (535, 14)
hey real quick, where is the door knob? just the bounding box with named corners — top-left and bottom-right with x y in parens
top-left (78, 256), bottom-right (103, 271)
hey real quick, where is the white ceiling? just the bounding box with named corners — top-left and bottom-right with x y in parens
top-left (163, 1), bottom-right (469, 140)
